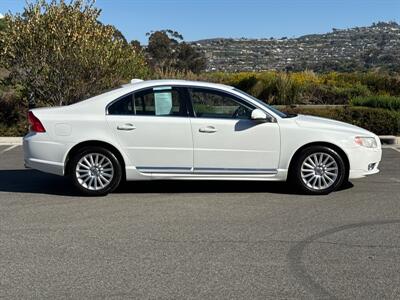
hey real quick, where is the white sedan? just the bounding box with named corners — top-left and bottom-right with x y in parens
top-left (24, 79), bottom-right (382, 196)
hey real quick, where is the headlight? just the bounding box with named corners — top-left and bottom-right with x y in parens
top-left (354, 136), bottom-right (378, 148)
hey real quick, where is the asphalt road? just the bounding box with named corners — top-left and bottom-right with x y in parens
top-left (0, 145), bottom-right (399, 299)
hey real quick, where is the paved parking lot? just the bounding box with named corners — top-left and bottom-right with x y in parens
top-left (0, 145), bottom-right (399, 299)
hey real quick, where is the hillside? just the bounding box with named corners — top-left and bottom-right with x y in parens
top-left (194, 22), bottom-right (400, 72)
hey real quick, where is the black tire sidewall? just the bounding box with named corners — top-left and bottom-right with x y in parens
top-left (292, 146), bottom-right (346, 195)
top-left (69, 146), bottom-right (122, 196)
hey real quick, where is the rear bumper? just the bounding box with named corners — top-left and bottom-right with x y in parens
top-left (23, 133), bottom-right (67, 176)
top-left (347, 147), bottom-right (382, 179)
top-left (24, 157), bottom-right (64, 176)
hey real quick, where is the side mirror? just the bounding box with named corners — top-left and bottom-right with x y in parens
top-left (251, 109), bottom-right (268, 121)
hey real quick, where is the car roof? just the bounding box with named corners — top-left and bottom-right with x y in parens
top-left (62, 78), bottom-right (281, 119)
top-left (67, 79), bottom-right (234, 111)
top-left (118, 79), bottom-right (234, 93)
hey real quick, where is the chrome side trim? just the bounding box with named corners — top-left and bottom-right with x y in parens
top-left (194, 167), bottom-right (277, 174)
top-left (136, 166), bottom-right (192, 174)
top-left (136, 166), bottom-right (277, 175)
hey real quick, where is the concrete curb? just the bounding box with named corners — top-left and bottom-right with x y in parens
top-left (0, 137), bottom-right (23, 145)
top-left (0, 136), bottom-right (398, 146)
top-left (379, 136), bottom-right (400, 145)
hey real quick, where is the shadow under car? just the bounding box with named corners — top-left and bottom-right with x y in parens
top-left (0, 169), bottom-right (353, 196)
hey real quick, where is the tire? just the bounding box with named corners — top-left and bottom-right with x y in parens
top-left (290, 146), bottom-right (346, 195)
top-left (68, 146), bottom-right (122, 196)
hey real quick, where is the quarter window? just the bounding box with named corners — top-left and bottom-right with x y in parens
top-left (108, 86), bottom-right (188, 117)
top-left (107, 94), bottom-right (134, 115)
top-left (190, 88), bottom-right (253, 119)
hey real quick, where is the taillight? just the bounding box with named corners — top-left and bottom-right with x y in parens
top-left (28, 111), bottom-right (46, 133)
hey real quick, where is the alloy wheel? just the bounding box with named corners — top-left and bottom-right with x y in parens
top-left (75, 153), bottom-right (114, 191)
top-left (300, 152), bottom-right (339, 191)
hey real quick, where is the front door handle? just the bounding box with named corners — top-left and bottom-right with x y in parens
top-left (117, 123), bottom-right (136, 131)
top-left (199, 126), bottom-right (217, 133)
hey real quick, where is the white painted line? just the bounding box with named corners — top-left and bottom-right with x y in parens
top-left (0, 144), bottom-right (19, 154)
top-left (390, 147), bottom-right (400, 153)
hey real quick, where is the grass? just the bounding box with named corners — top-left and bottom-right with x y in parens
top-left (350, 95), bottom-right (400, 111)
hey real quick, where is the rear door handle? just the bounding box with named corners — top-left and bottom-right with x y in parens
top-left (199, 126), bottom-right (217, 133)
top-left (117, 123), bottom-right (136, 131)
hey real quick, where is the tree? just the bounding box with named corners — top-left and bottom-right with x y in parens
top-left (0, 19), bottom-right (6, 31)
top-left (146, 30), bottom-right (206, 74)
top-left (175, 42), bottom-right (206, 74)
top-left (130, 40), bottom-right (142, 52)
top-left (0, 19), bottom-right (6, 54)
top-left (146, 30), bottom-right (178, 71)
top-left (0, 0), bottom-right (149, 106)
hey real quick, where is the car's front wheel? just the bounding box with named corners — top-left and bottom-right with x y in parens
top-left (291, 146), bottom-right (346, 195)
top-left (69, 146), bottom-right (122, 196)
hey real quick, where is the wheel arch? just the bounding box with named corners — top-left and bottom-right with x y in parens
top-left (288, 141), bottom-right (350, 179)
top-left (64, 140), bottom-right (126, 179)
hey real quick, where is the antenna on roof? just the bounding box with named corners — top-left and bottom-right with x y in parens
top-left (130, 79), bottom-right (144, 84)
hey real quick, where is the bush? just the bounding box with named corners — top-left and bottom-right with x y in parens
top-left (0, 89), bottom-right (27, 136)
top-left (350, 95), bottom-right (400, 111)
top-left (151, 70), bottom-right (400, 106)
top-left (200, 71), bottom-right (386, 105)
top-left (0, 0), bottom-right (149, 106)
top-left (279, 106), bottom-right (400, 135)
top-left (0, 123), bottom-right (27, 136)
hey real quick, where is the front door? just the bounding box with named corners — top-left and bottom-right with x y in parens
top-left (106, 86), bottom-right (193, 174)
top-left (188, 87), bottom-right (280, 174)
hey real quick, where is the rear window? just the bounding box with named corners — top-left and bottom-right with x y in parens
top-left (107, 86), bottom-right (188, 117)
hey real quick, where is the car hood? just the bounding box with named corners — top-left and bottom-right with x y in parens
top-left (295, 114), bottom-right (375, 136)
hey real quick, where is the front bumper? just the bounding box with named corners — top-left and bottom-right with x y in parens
top-left (347, 146), bottom-right (382, 179)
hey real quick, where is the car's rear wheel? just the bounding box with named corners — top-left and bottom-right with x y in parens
top-left (69, 146), bottom-right (122, 196)
top-left (291, 146), bottom-right (346, 195)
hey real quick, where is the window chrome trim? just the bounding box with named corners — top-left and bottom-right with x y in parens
top-left (105, 84), bottom-right (276, 122)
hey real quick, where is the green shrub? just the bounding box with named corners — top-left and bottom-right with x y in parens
top-left (350, 95), bottom-right (400, 110)
top-left (0, 123), bottom-right (27, 136)
top-left (353, 72), bottom-right (400, 95)
top-left (201, 71), bottom-right (379, 105)
top-left (0, 87), bottom-right (28, 136)
top-left (156, 71), bottom-right (400, 106)
top-left (280, 106), bottom-right (400, 135)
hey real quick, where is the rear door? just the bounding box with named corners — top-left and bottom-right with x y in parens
top-left (106, 86), bottom-right (193, 174)
top-left (188, 87), bottom-right (280, 174)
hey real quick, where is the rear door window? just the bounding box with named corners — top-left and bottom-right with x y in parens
top-left (108, 86), bottom-right (188, 117)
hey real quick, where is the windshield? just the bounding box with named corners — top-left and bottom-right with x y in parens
top-left (233, 88), bottom-right (289, 118)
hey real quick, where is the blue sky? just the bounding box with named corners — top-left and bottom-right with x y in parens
top-left (1, 0), bottom-right (399, 44)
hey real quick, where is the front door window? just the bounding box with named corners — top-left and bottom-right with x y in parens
top-left (190, 88), bottom-right (253, 119)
